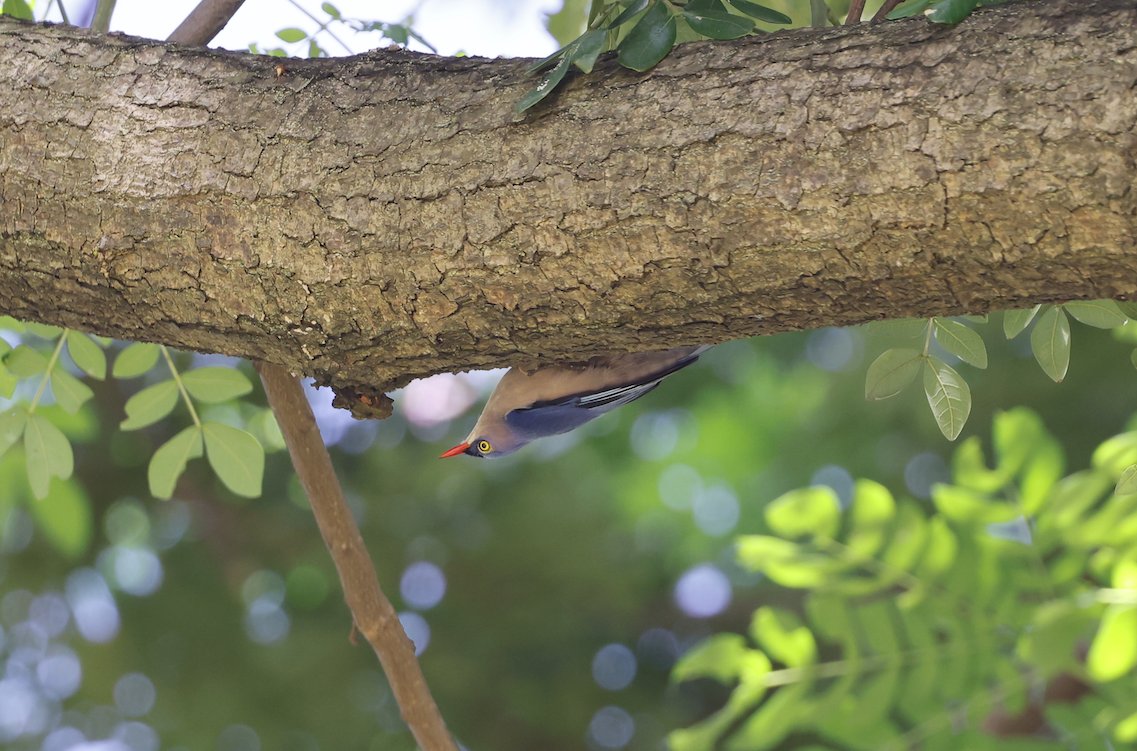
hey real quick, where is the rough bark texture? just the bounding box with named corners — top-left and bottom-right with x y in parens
top-left (1, 0), bottom-right (1135, 393)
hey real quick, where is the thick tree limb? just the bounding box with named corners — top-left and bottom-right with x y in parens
top-left (1, 0), bottom-right (1135, 395)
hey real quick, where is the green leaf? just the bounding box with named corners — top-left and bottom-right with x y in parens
top-left (120, 380), bottom-right (180, 431)
top-left (726, 0), bottom-right (792, 23)
top-left (750, 607), bottom-right (816, 667)
top-left (320, 1), bottom-right (341, 18)
top-left (6, 345), bottom-right (48, 377)
top-left (672, 633), bottom-right (755, 683)
top-left (885, 0), bottom-right (935, 18)
top-left (927, 0), bottom-right (980, 24)
top-left (683, 0), bottom-right (753, 40)
top-left (50, 370), bottom-right (94, 414)
top-left (1087, 605), bottom-right (1137, 682)
top-left (1117, 465), bottom-right (1137, 496)
top-left (65, 331), bottom-right (106, 379)
top-left (765, 486), bottom-right (840, 539)
top-left (23, 414), bottom-right (74, 500)
top-left (276, 27), bottom-right (307, 43)
top-left (617, 0), bottom-right (676, 72)
top-left (864, 348), bottom-right (922, 400)
top-left (203, 422), bottom-right (264, 498)
top-left (1117, 301), bottom-right (1137, 319)
top-left (1093, 432), bottom-right (1137, 476)
top-left (933, 319), bottom-right (987, 368)
top-left (1030, 306), bottom-right (1071, 382)
top-left (845, 479), bottom-right (896, 557)
top-left (113, 342), bottom-right (160, 378)
top-left (25, 322), bottom-right (62, 339)
top-left (180, 367), bottom-right (254, 404)
top-left (607, 0), bottom-right (652, 29)
top-left (0, 364), bottom-right (15, 399)
top-left (570, 28), bottom-right (606, 73)
top-left (28, 478), bottom-right (93, 558)
top-left (1063, 300), bottom-right (1129, 329)
top-left (1, 0), bottom-right (33, 20)
top-left (516, 53), bottom-right (574, 112)
top-left (923, 357), bottom-right (971, 440)
top-left (736, 535), bottom-right (831, 587)
top-left (148, 426), bottom-right (203, 500)
top-left (0, 407), bottom-right (28, 460)
top-left (1003, 305), bottom-right (1040, 339)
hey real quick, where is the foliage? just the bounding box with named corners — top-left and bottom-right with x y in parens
top-left (867, 302), bottom-right (1135, 441)
top-left (0, 318), bottom-right (275, 557)
top-left (516, 0), bottom-right (1011, 112)
top-left (671, 408), bottom-right (1137, 750)
top-left (249, 0), bottom-right (436, 58)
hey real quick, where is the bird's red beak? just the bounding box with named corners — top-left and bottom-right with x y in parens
top-left (439, 442), bottom-right (470, 458)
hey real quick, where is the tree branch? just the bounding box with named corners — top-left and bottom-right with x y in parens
top-left (256, 363), bottom-right (457, 750)
top-left (1, 0), bottom-right (1135, 395)
top-left (167, 0), bottom-right (247, 46)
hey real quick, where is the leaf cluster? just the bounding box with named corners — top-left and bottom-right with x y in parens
top-left (0, 319), bottom-right (276, 557)
top-left (671, 408), bottom-right (1137, 750)
top-left (517, 0), bottom-right (792, 112)
top-left (866, 301), bottom-right (1136, 441)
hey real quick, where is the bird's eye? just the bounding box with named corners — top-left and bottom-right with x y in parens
top-left (477, 440), bottom-right (493, 454)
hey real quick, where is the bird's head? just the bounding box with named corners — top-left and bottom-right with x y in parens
top-left (439, 427), bottom-right (525, 459)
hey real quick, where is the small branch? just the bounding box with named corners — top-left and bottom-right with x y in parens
top-left (844, 0), bottom-right (866, 24)
top-left (872, 0), bottom-right (906, 22)
top-left (90, 0), bottom-right (116, 32)
top-left (167, 0), bottom-right (247, 46)
top-left (256, 363), bottom-right (457, 751)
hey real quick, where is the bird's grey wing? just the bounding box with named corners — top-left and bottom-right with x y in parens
top-left (504, 380), bottom-right (663, 438)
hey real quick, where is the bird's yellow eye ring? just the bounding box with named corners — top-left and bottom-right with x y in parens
top-left (477, 440), bottom-right (493, 454)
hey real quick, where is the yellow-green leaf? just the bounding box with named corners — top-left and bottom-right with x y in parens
top-left (66, 331), bottom-right (107, 379)
top-left (865, 348), bottom-right (922, 400)
top-left (113, 342), bottom-right (160, 378)
top-left (51, 370), bottom-right (94, 414)
top-left (23, 414), bottom-right (74, 500)
top-left (1064, 300), bottom-right (1128, 329)
top-left (121, 380), bottom-right (179, 431)
top-left (1003, 305), bottom-right (1040, 339)
top-left (1030, 306), bottom-right (1071, 382)
top-left (180, 367), bottom-right (253, 404)
top-left (765, 486), bottom-right (840, 539)
top-left (1087, 605), bottom-right (1137, 682)
top-left (203, 422), bottom-right (264, 498)
top-left (933, 318), bottom-right (987, 368)
top-left (148, 426), bottom-right (203, 500)
top-left (923, 357), bottom-right (971, 440)
top-left (0, 407), bottom-right (27, 459)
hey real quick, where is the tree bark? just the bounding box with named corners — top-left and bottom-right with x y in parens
top-left (1, 0), bottom-right (1134, 394)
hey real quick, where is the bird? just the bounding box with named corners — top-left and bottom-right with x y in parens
top-left (440, 345), bottom-right (708, 459)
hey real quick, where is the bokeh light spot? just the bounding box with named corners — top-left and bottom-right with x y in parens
top-left (692, 484), bottom-right (740, 536)
top-left (399, 562), bottom-right (446, 611)
top-left (904, 452), bottom-right (949, 500)
top-left (674, 564), bottom-right (732, 618)
top-left (114, 673), bottom-right (156, 717)
top-left (805, 328), bottom-right (858, 372)
top-left (658, 464), bottom-right (702, 511)
top-left (587, 706), bottom-right (635, 750)
top-left (810, 465), bottom-right (855, 508)
top-left (591, 644), bottom-right (637, 691)
top-left (36, 647), bottom-right (82, 700)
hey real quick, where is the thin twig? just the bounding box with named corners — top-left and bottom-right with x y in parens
top-left (163, 7), bottom-right (457, 749)
top-left (90, 0), bottom-right (116, 32)
top-left (844, 0), bottom-right (866, 24)
top-left (256, 364), bottom-right (457, 751)
top-left (872, 0), bottom-right (906, 22)
top-left (168, 0), bottom-right (248, 46)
